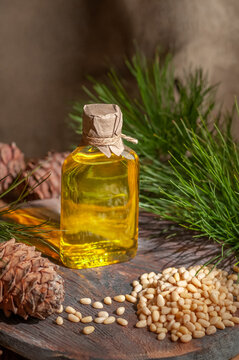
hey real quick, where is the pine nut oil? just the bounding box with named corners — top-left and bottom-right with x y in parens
top-left (60, 145), bottom-right (139, 268)
top-left (60, 103), bottom-right (139, 269)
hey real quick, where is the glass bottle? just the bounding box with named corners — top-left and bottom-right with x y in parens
top-left (60, 104), bottom-right (139, 269)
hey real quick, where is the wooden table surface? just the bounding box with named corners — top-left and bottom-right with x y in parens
top-left (0, 199), bottom-right (238, 360)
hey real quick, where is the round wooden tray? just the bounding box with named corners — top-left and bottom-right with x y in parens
top-left (0, 199), bottom-right (238, 360)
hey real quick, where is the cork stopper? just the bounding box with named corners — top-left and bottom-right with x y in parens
top-left (82, 104), bottom-right (124, 157)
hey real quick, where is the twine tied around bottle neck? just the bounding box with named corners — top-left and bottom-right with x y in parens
top-left (81, 132), bottom-right (138, 147)
top-left (81, 103), bottom-right (138, 157)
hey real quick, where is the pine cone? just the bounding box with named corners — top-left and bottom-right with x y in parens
top-left (0, 143), bottom-right (25, 193)
top-left (24, 151), bottom-right (69, 200)
top-left (0, 239), bottom-right (64, 320)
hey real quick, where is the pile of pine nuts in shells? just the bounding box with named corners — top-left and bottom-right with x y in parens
top-left (55, 265), bottom-right (239, 342)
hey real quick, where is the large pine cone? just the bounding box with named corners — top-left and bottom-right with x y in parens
top-left (23, 151), bottom-right (69, 200)
top-left (0, 143), bottom-right (25, 193)
top-left (0, 239), bottom-right (64, 319)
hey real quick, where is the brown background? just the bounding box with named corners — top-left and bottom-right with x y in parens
top-left (0, 0), bottom-right (239, 157)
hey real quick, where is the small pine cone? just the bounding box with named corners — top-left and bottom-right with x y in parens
top-left (24, 151), bottom-right (69, 200)
top-left (0, 239), bottom-right (64, 320)
top-left (0, 142), bottom-right (25, 193)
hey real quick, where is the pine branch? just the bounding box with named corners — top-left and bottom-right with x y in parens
top-left (70, 48), bottom-right (238, 264)
top-left (70, 51), bottom-right (220, 158)
top-left (0, 174), bottom-right (59, 256)
top-left (141, 116), bottom-right (239, 264)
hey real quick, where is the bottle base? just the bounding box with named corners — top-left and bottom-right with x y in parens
top-left (60, 248), bottom-right (137, 269)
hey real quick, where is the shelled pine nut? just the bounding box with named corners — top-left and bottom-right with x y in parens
top-left (117, 318), bottom-right (128, 326)
top-left (65, 306), bottom-right (76, 314)
top-left (56, 316), bottom-right (63, 325)
top-left (116, 307), bottom-right (125, 316)
top-left (56, 305), bottom-right (64, 314)
top-left (113, 295), bottom-right (125, 303)
top-left (68, 314), bottom-right (80, 323)
top-left (75, 311), bottom-right (82, 319)
top-left (81, 316), bottom-right (93, 323)
top-left (180, 334), bottom-right (192, 343)
top-left (83, 326), bottom-right (95, 335)
top-left (132, 265), bottom-right (239, 344)
top-left (135, 320), bottom-right (147, 328)
top-left (80, 298), bottom-right (91, 305)
top-left (104, 316), bottom-right (115, 324)
top-left (92, 301), bottom-right (103, 309)
top-left (104, 297), bottom-right (112, 305)
top-left (98, 311), bottom-right (109, 318)
top-left (94, 317), bottom-right (105, 324)
top-left (126, 294), bottom-right (137, 303)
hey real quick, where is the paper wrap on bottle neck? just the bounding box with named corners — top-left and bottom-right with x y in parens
top-left (81, 104), bottom-right (137, 158)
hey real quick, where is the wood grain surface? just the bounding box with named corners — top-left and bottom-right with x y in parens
top-left (0, 199), bottom-right (238, 360)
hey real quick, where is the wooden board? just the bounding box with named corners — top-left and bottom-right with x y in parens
top-left (0, 199), bottom-right (238, 360)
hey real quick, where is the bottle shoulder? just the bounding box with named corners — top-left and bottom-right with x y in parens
top-left (63, 145), bottom-right (138, 168)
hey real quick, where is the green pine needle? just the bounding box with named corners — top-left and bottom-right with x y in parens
top-left (0, 173), bottom-right (59, 256)
top-left (70, 51), bottom-right (220, 158)
top-left (70, 49), bottom-right (238, 264)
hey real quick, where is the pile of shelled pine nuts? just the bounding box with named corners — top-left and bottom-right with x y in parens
top-left (55, 265), bottom-right (239, 343)
top-left (135, 265), bottom-right (239, 342)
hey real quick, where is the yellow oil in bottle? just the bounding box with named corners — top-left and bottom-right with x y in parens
top-left (60, 145), bottom-right (139, 269)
